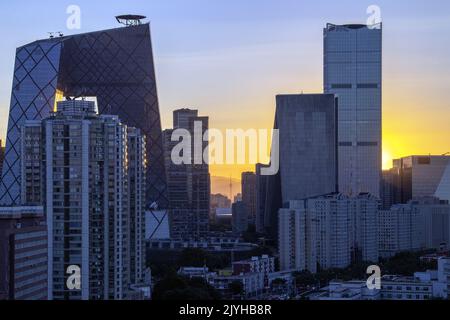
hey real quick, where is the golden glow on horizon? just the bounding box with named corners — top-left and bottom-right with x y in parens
top-left (382, 150), bottom-right (392, 171)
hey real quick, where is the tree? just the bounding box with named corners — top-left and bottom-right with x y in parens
top-left (152, 272), bottom-right (188, 300)
top-left (178, 248), bottom-right (208, 267)
top-left (294, 271), bottom-right (316, 288)
top-left (229, 280), bottom-right (244, 299)
top-left (153, 273), bottom-right (221, 300)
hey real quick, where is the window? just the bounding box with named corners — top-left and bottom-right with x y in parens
top-left (357, 142), bottom-right (378, 146)
top-left (331, 84), bottom-right (352, 89)
top-left (417, 157), bottom-right (431, 165)
top-left (357, 83), bottom-right (379, 89)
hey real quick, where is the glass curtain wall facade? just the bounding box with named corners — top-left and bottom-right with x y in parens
top-left (324, 23), bottom-right (382, 197)
top-left (1, 24), bottom-right (167, 208)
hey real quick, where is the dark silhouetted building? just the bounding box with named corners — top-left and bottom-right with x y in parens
top-left (232, 201), bottom-right (248, 236)
top-left (241, 172), bottom-right (257, 228)
top-left (0, 206), bottom-right (47, 300)
top-left (255, 164), bottom-right (269, 234)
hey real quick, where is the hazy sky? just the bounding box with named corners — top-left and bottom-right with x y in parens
top-left (0, 0), bottom-right (450, 179)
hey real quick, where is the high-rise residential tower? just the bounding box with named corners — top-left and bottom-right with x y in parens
top-left (279, 193), bottom-right (379, 273)
top-left (1, 22), bottom-right (167, 208)
top-left (324, 23), bottom-right (382, 197)
top-left (22, 99), bottom-right (147, 300)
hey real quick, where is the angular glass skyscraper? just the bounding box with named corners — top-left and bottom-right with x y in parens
top-left (324, 23), bottom-right (382, 197)
top-left (0, 23), bottom-right (167, 207)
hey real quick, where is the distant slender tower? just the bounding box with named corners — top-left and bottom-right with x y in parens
top-left (0, 18), bottom-right (168, 207)
top-left (324, 23), bottom-right (382, 197)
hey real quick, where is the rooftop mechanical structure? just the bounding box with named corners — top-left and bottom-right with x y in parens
top-left (116, 15), bottom-right (147, 26)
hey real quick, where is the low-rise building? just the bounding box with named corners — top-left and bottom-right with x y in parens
top-left (232, 255), bottom-right (275, 277)
top-left (178, 267), bottom-right (218, 283)
top-left (307, 258), bottom-right (450, 300)
top-left (209, 273), bottom-right (264, 299)
top-left (232, 255), bottom-right (275, 289)
top-left (380, 275), bottom-right (433, 300)
top-left (267, 271), bottom-right (295, 296)
top-left (309, 280), bottom-right (380, 300)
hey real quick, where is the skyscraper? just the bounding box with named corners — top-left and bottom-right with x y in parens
top-left (232, 201), bottom-right (249, 236)
top-left (22, 99), bottom-right (147, 300)
top-left (241, 172), bottom-right (257, 227)
top-left (164, 109), bottom-right (211, 239)
top-left (255, 164), bottom-right (269, 234)
top-left (264, 94), bottom-right (338, 239)
top-left (324, 23), bottom-right (382, 197)
top-left (1, 22), bottom-right (167, 208)
top-left (378, 204), bottom-right (422, 258)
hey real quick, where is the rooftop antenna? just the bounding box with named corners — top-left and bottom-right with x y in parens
top-left (229, 175), bottom-right (233, 203)
top-left (115, 15), bottom-right (147, 27)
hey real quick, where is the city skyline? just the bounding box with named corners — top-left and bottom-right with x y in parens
top-left (1, 0), bottom-right (450, 182)
top-left (2, 1), bottom-right (450, 304)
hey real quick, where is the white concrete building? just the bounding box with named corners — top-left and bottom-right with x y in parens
top-left (279, 200), bottom-right (317, 273)
top-left (279, 194), bottom-right (379, 273)
top-left (378, 204), bottom-right (422, 258)
top-left (232, 255), bottom-right (275, 278)
top-left (309, 258), bottom-right (450, 300)
top-left (309, 280), bottom-right (380, 300)
top-left (413, 197), bottom-right (450, 251)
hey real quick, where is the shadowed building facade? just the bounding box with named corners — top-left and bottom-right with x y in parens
top-left (163, 109), bottom-right (211, 240)
top-left (264, 94), bottom-right (339, 239)
top-left (0, 23), bottom-right (167, 208)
